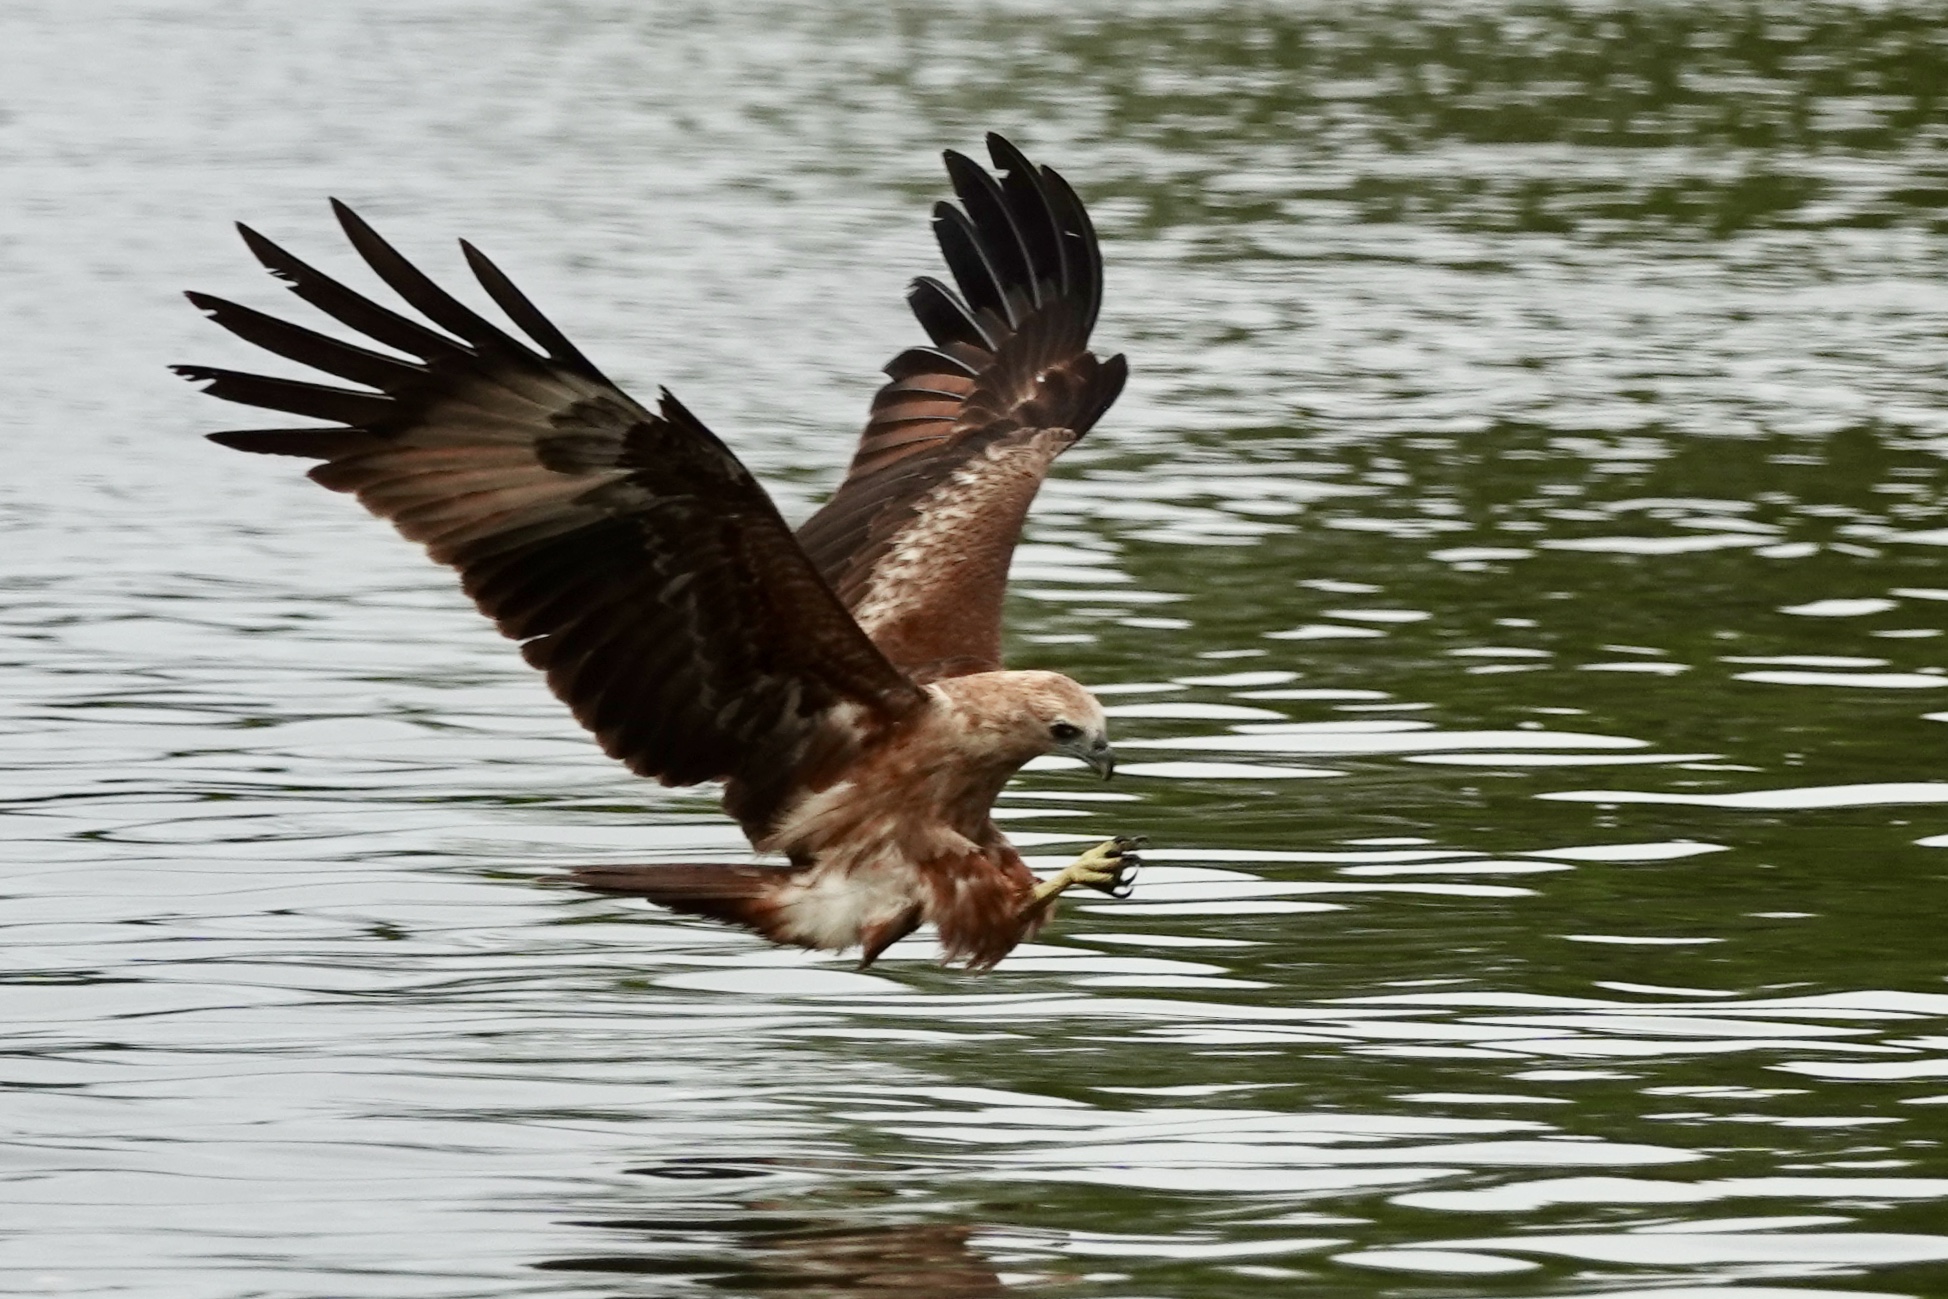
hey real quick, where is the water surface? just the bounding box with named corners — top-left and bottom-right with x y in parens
top-left (5, 2), bottom-right (1948, 1296)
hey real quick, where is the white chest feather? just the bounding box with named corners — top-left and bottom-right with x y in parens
top-left (770, 853), bottom-right (922, 949)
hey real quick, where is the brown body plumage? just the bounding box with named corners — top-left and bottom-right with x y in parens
top-left (177, 135), bottom-right (1132, 969)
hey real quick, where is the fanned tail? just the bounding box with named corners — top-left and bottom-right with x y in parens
top-left (569, 862), bottom-right (807, 931)
top-left (568, 861), bottom-right (922, 968)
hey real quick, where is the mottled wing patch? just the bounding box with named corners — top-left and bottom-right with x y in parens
top-left (796, 134), bottom-right (1125, 678)
top-left (848, 428), bottom-right (1076, 681)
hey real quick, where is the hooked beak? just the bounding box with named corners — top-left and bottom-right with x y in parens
top-left (1060, 735), bottom-right (1117, 781)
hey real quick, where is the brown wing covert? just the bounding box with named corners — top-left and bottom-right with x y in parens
top-left (795, 134), bottom-right (1126, 680)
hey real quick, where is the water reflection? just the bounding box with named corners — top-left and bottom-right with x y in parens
top-left (547, 1190), bottom-right (1009, 1297)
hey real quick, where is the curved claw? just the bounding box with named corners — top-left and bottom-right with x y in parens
top-left (1080, 835), bottom-right (1146, 899)
top-left (1083, 857), bottom-right (1140, 899)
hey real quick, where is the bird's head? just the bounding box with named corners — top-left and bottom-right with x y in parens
top-left (997, 670), bottom-right (1116, 779)
top-left (928, 670), bottom-right (1115, 778)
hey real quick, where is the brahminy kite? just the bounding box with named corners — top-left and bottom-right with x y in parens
top-left (177, 134), bottom-right (1137, 970)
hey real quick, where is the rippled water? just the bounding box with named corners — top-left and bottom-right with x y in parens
top-left (7, 2), bottom-right (1948, 1295)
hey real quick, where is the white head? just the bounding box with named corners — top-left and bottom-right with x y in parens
top-left (931, 670), bottom-right (1115, 778)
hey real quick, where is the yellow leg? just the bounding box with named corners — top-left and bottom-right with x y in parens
top-left (1031, 836), bottom-right (1144, 905)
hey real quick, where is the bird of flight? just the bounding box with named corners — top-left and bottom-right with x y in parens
top-left (177, 134), bottom-right (1138, 970)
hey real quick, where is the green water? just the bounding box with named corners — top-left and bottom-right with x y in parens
top-left (4, 2), bottom-right (1948, 1295)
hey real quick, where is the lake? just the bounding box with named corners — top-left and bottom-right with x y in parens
top-left (4, 2), bottom-right (1948, 1296)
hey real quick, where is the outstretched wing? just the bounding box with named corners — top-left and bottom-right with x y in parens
top-left (794, 134), bottom-right (1127, 682)
top-left (177, 202), bottom-right (926, 835)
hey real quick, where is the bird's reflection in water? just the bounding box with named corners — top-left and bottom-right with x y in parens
top-left (538, 1220), bottom-right (1008, 1296)
top-left (536, 1163), bottom-right (1012, 1297)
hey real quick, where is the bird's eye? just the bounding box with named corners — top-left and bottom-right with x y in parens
top-left (1050, 722), bottom-right (1083, 742)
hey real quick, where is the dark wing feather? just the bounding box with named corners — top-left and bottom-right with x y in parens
top-left (795, 133), bottom-right (1126, 682)
top-left (179, 205), bottom-right (926, 835)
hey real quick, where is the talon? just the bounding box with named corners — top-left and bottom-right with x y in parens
top-left (1080, 850), bottom-right (1141, 898)
top-left (1029, 836), bottom-right (1150, 905)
